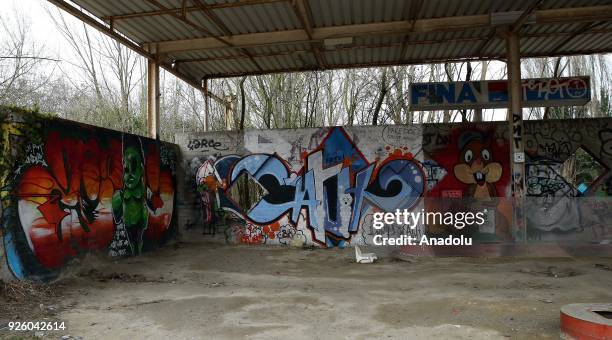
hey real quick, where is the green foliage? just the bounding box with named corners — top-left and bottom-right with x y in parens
top-left (573, 147), bottom-right (605, 185)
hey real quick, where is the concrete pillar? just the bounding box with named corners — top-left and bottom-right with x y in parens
top-left (506, 31), bottom-right (526, 240)
top-left (224, 94), bottom-right (236, 130)
top-left (203, 79), bottom-right (209, 132)
top-left (147, 57), bottom-right (160, 139)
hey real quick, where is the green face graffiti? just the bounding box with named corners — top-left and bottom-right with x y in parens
top-left (111, 142), bottom-right (148, 255)
top-left (123, 146), bottom-right (144, 190)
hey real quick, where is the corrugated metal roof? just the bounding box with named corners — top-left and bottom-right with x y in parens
top-left (53, 0), bottom-right (612, 81)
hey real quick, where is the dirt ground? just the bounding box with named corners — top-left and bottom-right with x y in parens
top-left (1, 233), bottom-right (612, 340)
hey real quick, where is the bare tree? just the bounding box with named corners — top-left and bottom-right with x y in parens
top-left (5, 1), bottom-right (611, 139)
top-left (0, 11), bottom-right (56, 106)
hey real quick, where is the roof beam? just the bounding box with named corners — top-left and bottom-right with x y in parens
top-left (191, 0), bottom-right (233, 36)
top-left (510, 0), bottom-right (544, 32)
top-left (551, 21), bottom-right (606, 54)
top-left (399, 0), bottom-right (424, 61)
top-left (150, 15), bottom-right (488, 53)
top-left (290, 0), bottom-right (326, 68)
top-left (172, 27), bottom-right (612, 65)
top-left (144, 0), bottom-right (264, 72)
top-left (149, 5), bottom-right (612, 54)
top-left (101, 0), bottom-right (286, 21)
top-left (535, 5), bottom-right (612, 24)
top-left (479, 0), bottom-right (543, 56)
top-left (144, 0), bottom-right (228, 46)
top-left (201, 47), bottom-right (612, 79)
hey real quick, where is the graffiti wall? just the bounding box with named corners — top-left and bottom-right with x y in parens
top-left (178, 118), bottom-right (611, 249)
top-left (524, 118), bottom-right (612, 243)
top-left (0, 108), bottom-right (178, 280)
top-left (422, 123), bottom-right (514, 242)
top-left (179, 125), bottom-right (425, 248)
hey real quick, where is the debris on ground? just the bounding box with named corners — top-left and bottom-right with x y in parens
top-left (78, 269), bottom-right (173, 283)
top-left (519, 266), bottom-right (579, 278)
top-left (389, 254), bottom-right (418, 263)
top-left (0, 279), bottom-right (57, 303)
top-left (594, 263), bottom-right (612, 271)
top-left (0, 279), bottom-right (63, 326)
top-left (61, 335), bottom-right (83, 340)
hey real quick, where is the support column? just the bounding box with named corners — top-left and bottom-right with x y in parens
top-left (506, 31), bottom-right (526, 241)
top-left (147, 57), bottom-right (160, 139)
top-left (203, 79), bottom-right (209, 132)
top-left (224, 94), bottom-right (236, 130)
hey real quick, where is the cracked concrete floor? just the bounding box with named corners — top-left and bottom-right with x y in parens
top-left (35, 234), bottom-right (612, 339)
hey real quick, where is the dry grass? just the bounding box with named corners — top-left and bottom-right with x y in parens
top-left (0, 280), bottom-right (57, 303)
top-left (0, 279), bottom-right (60, 321)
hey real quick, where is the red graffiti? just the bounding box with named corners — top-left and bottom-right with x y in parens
top-left (16, 133), bottom-right (174, 269)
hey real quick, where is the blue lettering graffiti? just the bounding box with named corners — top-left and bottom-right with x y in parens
top-left (222, 128), bottom-right (425, 246)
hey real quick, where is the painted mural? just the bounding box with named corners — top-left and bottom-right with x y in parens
top-left (422, 123), bottom-right (513, 242)
top-left (179, 118), bottom-right (612, 249)
top-left (524, 118), bottom-right (612, 243)
top-left (0, 108), bottom-right (177, 280)
top-left (184, 126), bottom-right (425, 248)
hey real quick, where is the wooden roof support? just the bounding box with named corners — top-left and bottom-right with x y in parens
top-left (170, 27), bottom-right (612, 66)
top-left (147, 57), bottom-right (160, 139)
top-left (551, 21), bottom-right (606, 55)
top-left (398, 0), bottom-right (424, 61)
top-left (102, 0), bottom-right (286, 21)
top-left (290, 0), bottom-right (326, 69)
top-left (191, 0), bottom-right (233, 36)
top-left (510, 0), bottom-right (544, 32)
top-left (148, 5), bottom-right (612, 54)
top-left (49, 0), bottom-right (612, 80)
top-left (479, 0), bottom-right (544, 58)
top-left (176, 35), bottom-right (518, 65)
top-left (199, 46), bottom-right (612, 79)
top-left (144, 0), bottom-right (264, 72)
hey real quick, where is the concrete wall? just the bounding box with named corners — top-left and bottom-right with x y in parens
top-left (523, 119), bottom-right (612, 242)
top-left (0, 108), bottom-right (179, 280)
top-left (177, 118), bottom-right (612, 249)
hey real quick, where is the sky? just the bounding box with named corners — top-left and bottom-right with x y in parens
top-left (1, 0), bottom-right (95, 83)
top-left (3, 0), bottom-right (66, 61)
